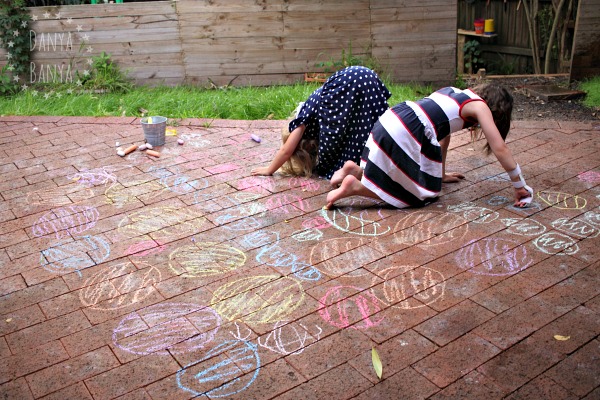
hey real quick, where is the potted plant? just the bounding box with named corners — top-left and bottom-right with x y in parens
top-left (463, 40), bottom-right (482, 74)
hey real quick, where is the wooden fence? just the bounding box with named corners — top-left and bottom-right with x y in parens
top-left (570, 0), bottom-right (600, 80)
top-left (1, 0), bottom-right (458, 88)
top-left (458, 0), bottom-right (599, 79)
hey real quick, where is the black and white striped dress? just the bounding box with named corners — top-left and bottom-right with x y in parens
top-left (289, 66), bottom-right (391, 179)
top-left (360, 87), bottom-right (483, 208)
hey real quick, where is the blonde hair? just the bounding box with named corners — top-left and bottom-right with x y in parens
top-left (470, 84), bottom-right (514, 155)
top-left (279, 122), bottom-right (318, 177)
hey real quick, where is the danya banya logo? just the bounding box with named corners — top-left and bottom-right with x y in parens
top-left (18, 10), bottom-right (94, 94)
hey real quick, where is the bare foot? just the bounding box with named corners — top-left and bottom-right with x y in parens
top-left (330, 161), bottom-right (362, 188)
top-left (325, 175), bottom-right (364, 208)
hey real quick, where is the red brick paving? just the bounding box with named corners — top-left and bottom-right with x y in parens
top-left (0, 116), bottom-right (599, 399)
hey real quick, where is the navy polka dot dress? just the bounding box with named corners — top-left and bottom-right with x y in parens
top-left (289, 66), bottom-right (391, 179)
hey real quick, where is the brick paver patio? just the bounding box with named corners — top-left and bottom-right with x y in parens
top-left (1, 116), bottom-right (599, 399)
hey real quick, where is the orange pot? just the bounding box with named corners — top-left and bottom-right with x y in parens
top-left (474, 20), bottom-right (484, 34)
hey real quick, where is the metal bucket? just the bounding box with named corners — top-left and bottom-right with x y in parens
top-left (141, 116), bottom-right (167, 146)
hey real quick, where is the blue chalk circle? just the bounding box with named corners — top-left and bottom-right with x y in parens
top-left (292, 262), bottom-right (321, 281)
top-left (176, 340), bottom-right (260, 398)
top-left (243, 231), bottom-right (279, 248)
top-left (40, 235), bottom-right (110, 276)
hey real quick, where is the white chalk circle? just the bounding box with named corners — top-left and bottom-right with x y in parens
top-left (80, 261), bottom-right (160, 310)
top-left (112, 302), bottom-right (221, 355)
top-left (321, 198), bottom-right (390, 236)
top-left (371, 265), bottom-right (445, 309)
top-left (533, 232), bottom-right (579, 255)
top-left (501, 218), bottom-right (547, 236)
top-left (455, 238), bottom-right (534, 276)
top-left (551, 217), bottom-right (600, 238)
top-left (581, 210), bottom-right (600, 227)
top-left (309, 237), bottom-right (380, 278)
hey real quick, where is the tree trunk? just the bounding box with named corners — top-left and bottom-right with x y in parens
top-left (544, 0), bottom-right (566, 73)
top-left (522, 0), bottom-right (542, 74)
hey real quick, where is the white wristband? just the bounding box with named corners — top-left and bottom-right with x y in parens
top-left (512, 180), bottom-right (526, 189)
top-left (507, 164), bottom-right (521, 179)
top-left (508, 164), bottom-right (533, 204)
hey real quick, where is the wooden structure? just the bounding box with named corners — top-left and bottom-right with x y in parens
top-left (457, 28), bottom-right (497, 74)
top-left (570, 0), bottom-right (600, 81)
top-left (457, 0), bottom-right (581, 75)
top-left (1, 0), bottom-right (457, 88)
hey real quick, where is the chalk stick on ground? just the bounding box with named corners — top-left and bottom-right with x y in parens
top-left (251, 134), bottom-right (261, 143)
top-left (146, 149), bottom-right (160, 158)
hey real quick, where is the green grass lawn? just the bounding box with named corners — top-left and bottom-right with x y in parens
top-left (580, 75), bottom-right (600, 110)
top-left (0, 82), bottom-right (429, 120)
top-left (1, 76), bottom-right (598, 120)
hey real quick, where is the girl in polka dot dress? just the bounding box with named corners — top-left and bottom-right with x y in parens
top-left (251, 66), bottom-right (391, 179)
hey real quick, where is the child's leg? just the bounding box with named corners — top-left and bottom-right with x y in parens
top-left (330, 161), bottom-right (363, 187)
top-left (325, 175), bottom-right (381, 208)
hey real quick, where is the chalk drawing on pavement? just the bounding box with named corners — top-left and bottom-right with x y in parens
top-left (168, 242), bottom-right (246, 278)
top-left (318, 285), bottom-right (384, 330)
top-left (537, 191), bottom-right (587, 210)
top-left (212, 275), bottom-right (305, 324)
top-left (113, 302), bottom-right (221, 356)
top-left (533, 232), bottom-right (579, 255)
top-left (80, 261), bottom-right (160, 310)
top-left (32, 205), bottom-right (99, 239)
top-left (370, 265), bottom-right (446, 309)
top-left (455, 237), bottom-right (534, 276)
top-left (321, 199), bottom-right (390, 236)
top-left (40, 235), bottom-right (110, 276)
top-left (394, 210), bottom-right (469, 247)
top-left (176, 340), bottom-right (259, 398)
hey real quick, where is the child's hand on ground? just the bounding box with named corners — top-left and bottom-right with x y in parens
top-left (513, 186), bottom-right (533, 208)
top-left (250, 166), bottom-right (272, 176)
top-left (442, 172), bottom-right (465, 183)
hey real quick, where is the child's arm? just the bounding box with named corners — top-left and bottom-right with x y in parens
top-left (251, 125), bottom-right (305, 176)
top-left (463, 101), bottom-right (533, 207)
top-left (439, 135), bottom-right (465, 183)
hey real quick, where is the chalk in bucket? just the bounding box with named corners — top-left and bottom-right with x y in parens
top-left (141, 116), bottom-right (167, 147)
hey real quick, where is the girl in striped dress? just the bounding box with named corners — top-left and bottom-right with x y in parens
top-left (251, 66), bottom-right (391, 179)
top-left (326, 84), bottom-right (534, 209)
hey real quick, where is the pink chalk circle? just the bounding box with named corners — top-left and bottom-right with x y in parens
top-left (113, 303), bottom-right (221, 355)
top-left (32, 205), bottom-right (99, 239)
top-left (318, 285), bottom-right (384, 330)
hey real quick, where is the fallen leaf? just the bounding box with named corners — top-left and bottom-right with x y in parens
top-left (371, 346), bottom-right (382, 379)
top-left (554, 334), bottom-right (570, 341)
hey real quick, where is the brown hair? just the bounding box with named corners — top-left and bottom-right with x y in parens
top-left (279, 122), bottom-right (318, 177)
top-left (471, 84), bottom-right (513, 154)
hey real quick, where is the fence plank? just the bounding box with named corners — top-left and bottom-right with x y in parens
top-left (1, 0), bottom-right (457, 87)
top-left (570, 0), bottom-right (600, 80)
